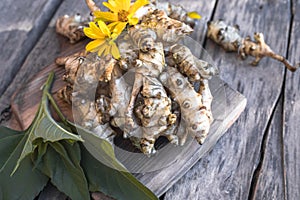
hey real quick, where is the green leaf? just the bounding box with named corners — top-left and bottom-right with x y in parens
top-left (0, 126), bottom-right (23, 139)
top-left (0, 133), bottom-right (24, 169)
top-left (75, 125), bottom-right (158, 200)
top-left (71, 124), bottom-right (126, 171)
top-left (0, 132), bottom-right (48, 200)
top-left (1, 72), bottom-right (87, 200)
top-left (81, 145), bottom-right (158, 200)
top-left (12, 72), bottom-right (84, 174)
top-left (31, 139), bottom-right (49, 169)
top-left (34, 141), bottom-right (90, 200)
top-left (0, 133), bottom-right (25, 171)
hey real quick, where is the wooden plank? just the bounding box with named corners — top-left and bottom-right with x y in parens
top-left (0, 0), bottom-right (100, 121)
top-left (0, 0), bottom-right (92, 123)
top-left (165, 0), bottom-right (292, 199)
top-left (10, 41), bottom-right (85, 130)
top-left (251, 97), bottom-right (285, 199)
top-left (283, 0), bottom-right (300, 199)
top-left (0, 0), bottom-right (62, 96)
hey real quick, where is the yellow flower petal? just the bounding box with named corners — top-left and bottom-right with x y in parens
top-left (84, 27), bottom-right (105, 39)
top-left (89, 22), bottom-right (106, 37)
top-left (107, 21), bottom-right (119, 30)
top-left (97, 43), bottom-right (109, 56)
top-left (94, 11), bottom-right (118, 22)
top-left (103, 2), bottom-right (118, 13)
top-left (187, 11), bottom-right (201, 19)
top-left (97, 21), bottom-right (111, 37)
top-left (86, 39), bottom-right (106, 52)
top-left (121, 0), bottom-right (131, 11)
top-left (113, 0), bottom-right (123, 10)
top-left (111, 42), bottom-right (121, 59)
top-left (108, 0), bottom-right (118, 8)
top-left (109, 22), bottom-right (127, 35)
top-left (128, 17), bottom-right (139, 25)
top-left (129, 0), bottom-right (149, 14)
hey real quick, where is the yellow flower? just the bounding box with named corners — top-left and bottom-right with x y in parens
top-left (94, 0), bottom-right (149, 27)
top-left (84, 21), bottom-right (127, 59)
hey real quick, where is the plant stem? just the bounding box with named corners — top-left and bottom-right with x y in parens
top-left (46, 93), bottom-right (69, 127)
top-left (42, 71), bottom-right (55, 96)
top-left (43, 72), bottom-right (77, 132)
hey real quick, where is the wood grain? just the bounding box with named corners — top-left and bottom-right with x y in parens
top-left (283, 0), bottom-right (300, 199)
top-left (165, 0), bottom-right (292, 199)
top-left (0, 0), bottom-right (62, 96)
top-left (0, 0), bottom-right (94, 121)
top-left (252, 97), bottom-right (285, 199)
top-left (10, 42), bottom-right (85, 130)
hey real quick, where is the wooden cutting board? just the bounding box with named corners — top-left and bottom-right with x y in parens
top-left (10, 41), bottom-right (247, 197)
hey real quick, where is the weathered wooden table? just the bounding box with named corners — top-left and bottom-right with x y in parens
top-left (1, 0), bottom-right (299, 199)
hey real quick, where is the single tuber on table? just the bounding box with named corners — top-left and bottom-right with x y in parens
top-left (207, 19), bottom-right (300, 72)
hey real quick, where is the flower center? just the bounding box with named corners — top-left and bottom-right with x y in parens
top-left (118, 10), bottom-right (129, 22)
